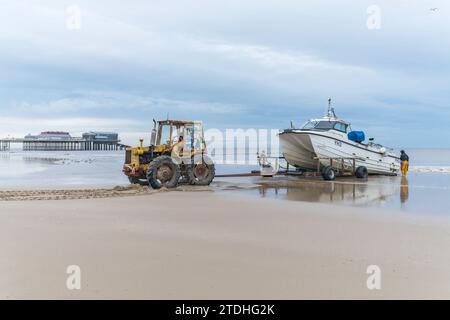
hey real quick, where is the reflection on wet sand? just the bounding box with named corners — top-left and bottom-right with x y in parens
top-left (0, 152), bottom-right (66, 164)
top-left (254, 177), bottom-right (399, 207)
top-left (400, 176), bottom-right (409, 204)
top-left (22, 156), bottom-right (67, 164)
top-left (0, 153), bottom-right (10, 160)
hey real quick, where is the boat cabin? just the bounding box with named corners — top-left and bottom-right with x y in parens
top-left (302, 119), bottom-right (350, 133)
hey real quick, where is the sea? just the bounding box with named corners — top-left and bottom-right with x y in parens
top-left (0, 148), bottom-right (449, 215)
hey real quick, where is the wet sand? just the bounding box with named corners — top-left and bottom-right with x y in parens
top-left (1, 189), bottom-right (450, 299)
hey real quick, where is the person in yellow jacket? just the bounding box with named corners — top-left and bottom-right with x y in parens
top-left (400, 150), bottom-right (409, 176)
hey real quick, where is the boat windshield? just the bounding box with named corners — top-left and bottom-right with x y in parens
top-left (302, 120), bottom-right (348, 132)
top-left (315, 121), bottom-right (336, 130)
top-left (302, 121), bottom-right (318, 130)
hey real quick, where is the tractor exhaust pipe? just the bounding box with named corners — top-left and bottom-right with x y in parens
top-left (150, 119), bottom-right (157, 146)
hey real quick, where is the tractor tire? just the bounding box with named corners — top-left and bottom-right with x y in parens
top-left (187, 155), bottom-right (215, 186)
top-left (355, 166), bottom-right (368, 179)
top-left (147, 156), bottom-right (181, 189)
top-left (322, 165), bottom-right (336, 181)
top-left (128, 176), bottom-right (148, 186)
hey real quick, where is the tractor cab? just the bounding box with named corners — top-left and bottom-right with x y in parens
top-left (152, 120), bottom-right (206, 154)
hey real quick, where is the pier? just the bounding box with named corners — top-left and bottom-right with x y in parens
top-left (22, 139), bottom-right (121, 151)
top-left (0, 131), bottom-right (125, 151)
top-left (0, 139), bottom-right (13, 151)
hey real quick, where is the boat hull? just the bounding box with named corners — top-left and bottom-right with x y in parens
top-left (279, 131), bottom-right (317, 170)
top-left (279, 131), bottom-right (400, 175)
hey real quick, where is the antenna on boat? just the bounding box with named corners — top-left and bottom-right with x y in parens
top-left (326, 98), bottom-right (337, 119)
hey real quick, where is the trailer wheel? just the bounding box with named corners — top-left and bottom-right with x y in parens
top-left (322, 166), bottom-right (336, 181)
top-left (147, 156), bottom-right (181, 189)
top-left (355, 166), bottom-right (368, 179)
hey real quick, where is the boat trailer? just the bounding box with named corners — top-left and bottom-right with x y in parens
top-left (215, 153), bottom-right (369, 181)
top-left (311, 156), bottom-right (368, 180)
top-left (254, 153), bottom-right (369, 180)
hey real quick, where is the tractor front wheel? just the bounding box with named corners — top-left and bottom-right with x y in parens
top-left (187, 155), bottom-right (215, 186)
top-left (147, 156), bottom-right (181, 189)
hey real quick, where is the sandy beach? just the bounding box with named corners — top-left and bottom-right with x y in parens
top-left (3, 0), bottom-right (450, 305)
top-left (1, 187), bottom-right (450, 299)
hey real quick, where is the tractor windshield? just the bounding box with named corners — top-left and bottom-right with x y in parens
top-left (158, 124), bottom-right (171, 145)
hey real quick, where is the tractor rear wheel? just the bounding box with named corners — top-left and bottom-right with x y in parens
top-left (187, 155), bottom-right (215, 186)
top-left (147, 156), bottom-right (180, 189)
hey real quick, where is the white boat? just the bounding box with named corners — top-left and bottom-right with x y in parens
top-left (279, 99), bottom-right (400, 178)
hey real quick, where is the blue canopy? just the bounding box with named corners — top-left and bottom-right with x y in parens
top-left (348, 131), bottom-right (365, 143)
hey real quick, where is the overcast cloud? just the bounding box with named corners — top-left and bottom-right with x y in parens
top-left (0, 0), bottom-right (449, 147)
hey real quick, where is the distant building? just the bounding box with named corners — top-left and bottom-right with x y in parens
top-left (25, 131), bottom-right (72, 141)
top-left (82, 131), bottom-right (119, 142)
top-left (21, 131), bottom-right (121, 151)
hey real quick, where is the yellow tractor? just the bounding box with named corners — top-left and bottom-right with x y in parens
top-left (123, 119), bottom-right (215, 189)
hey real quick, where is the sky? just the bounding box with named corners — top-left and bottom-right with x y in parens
top-left (0, 0), bottom-right (449, 147)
